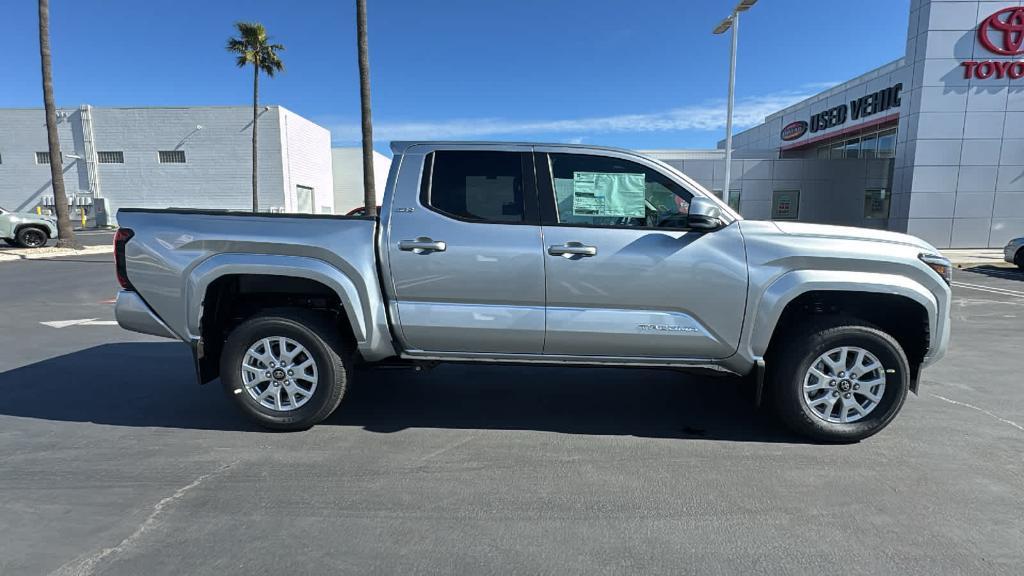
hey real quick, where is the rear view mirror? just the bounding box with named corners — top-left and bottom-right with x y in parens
top-left (687, 197), bottom-right (724, 231)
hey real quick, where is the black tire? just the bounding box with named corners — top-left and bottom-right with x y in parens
top-left (1015, 249), bottom-right (1024, 270)
top-left (15, 226), bottom-right (48, 248)
top-left (220, 309), bottom-right (351, 430)
top-left (772, 320), bottom-right (910, 442)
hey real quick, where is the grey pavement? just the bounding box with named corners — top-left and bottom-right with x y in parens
top-left (1, 255), bottom-right (1022, 575)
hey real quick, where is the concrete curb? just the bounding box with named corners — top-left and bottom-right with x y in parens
top-left (0, 245), bottom-right (113, 263)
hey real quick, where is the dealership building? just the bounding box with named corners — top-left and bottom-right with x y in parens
top-left (652, 0), bottom-right (1024, 249)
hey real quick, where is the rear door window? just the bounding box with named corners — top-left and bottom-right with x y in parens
top-left (421, 151), bottom-right (528, 223)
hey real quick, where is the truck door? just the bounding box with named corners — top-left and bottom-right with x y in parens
top-left (384, 146), bottom-right (546, 354)
top-left (535, 148), bottom-right (748, 360)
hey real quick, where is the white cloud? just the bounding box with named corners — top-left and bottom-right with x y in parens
top-left (324, 86), bottom-right (830, 144)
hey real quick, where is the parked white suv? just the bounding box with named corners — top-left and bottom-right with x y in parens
top-left (0, 206), bottom-right (57, 248)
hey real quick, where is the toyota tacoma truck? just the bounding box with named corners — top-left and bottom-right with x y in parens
top-left (114, 142), bottom-right (951, 441)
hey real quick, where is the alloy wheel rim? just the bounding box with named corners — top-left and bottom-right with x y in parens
top-left (802, 346), bottom-right (886, 424)
top-left (24, 230), bottom-right (44, 247)
top-left (241, 336), bottom-right (318, 412)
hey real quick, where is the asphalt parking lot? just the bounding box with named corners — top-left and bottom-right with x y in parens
top-left (1, 252), bottom-right (1022, 575)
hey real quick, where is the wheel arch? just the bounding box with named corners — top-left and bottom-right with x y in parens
top-left (15, 223), bottom-right (52, 241)
top-left (749, 271), bottom-right (936, 390)
top-left (186, 254), bottom-right (394, 383)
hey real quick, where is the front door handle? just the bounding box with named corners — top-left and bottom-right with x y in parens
top-left (399, 238), bottom-right (447, 254)
top-left (548, 242), bottom-right (598, 257)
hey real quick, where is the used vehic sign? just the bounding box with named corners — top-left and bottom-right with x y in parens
top-left (807, 83), bottom-right (902, 134)
top-left (780, 120), bottom-right (808, 141)
top-left (962, 7), bottom-right (1024, 79)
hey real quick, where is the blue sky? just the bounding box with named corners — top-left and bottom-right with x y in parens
top-left (1, 0), bottom-right (910, 151)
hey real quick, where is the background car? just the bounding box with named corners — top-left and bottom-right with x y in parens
top-left (0, 206), bottom-right (57, 248)
top-left (1005, 237), bottom-right (1024, 269)
top-left (345, 205), bottom-right (381, 217)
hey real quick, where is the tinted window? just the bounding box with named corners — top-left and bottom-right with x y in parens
top-left (423, 151), bottom-right (526, 223)
top-left (547, 153), bottom-right (692, 228)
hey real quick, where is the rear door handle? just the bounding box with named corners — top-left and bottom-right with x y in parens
top-left (399, 238), bottom-right (447, 253)
top-left (548, 242), bottom-right (598, 257)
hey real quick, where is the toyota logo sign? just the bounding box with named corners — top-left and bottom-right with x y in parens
top-left (979, 7), bottom-right (1024, 56)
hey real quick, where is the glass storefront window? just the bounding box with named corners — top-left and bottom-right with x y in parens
top-left (876, 129), bottom-right (896, 158)
top-left (861, 135), bottom-right (877, 159)
top-left (817, 145), bottom-right (830, 159)
top-left (844, 138), bottom-right (861, 159)
top-left (831, 141), bottom-right (845, 159)
top-left (864, 189), bottom-right (890, 219)
top-left (712, 189), bottom-right (742, 212)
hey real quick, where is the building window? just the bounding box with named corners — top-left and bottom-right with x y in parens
top-left (295, 185), bottom-right (314, 214)
top-left (712, 189), bottom-right (742, 212)
top-left (772, 190), bottom-right (800, 220)
top-left (816, 145), bottom-right (830, 159)
top-left (97, 151), bottom-right (124, 164)
top-left (158, 150), bottom-right (186, 164)
top-left (844, 138), bottom-right (861, 159)
top-left (860, 134), bottom-right (878, 159)
top-left (864, 189), bottom-right (890, 219)
top-left (830, 140), bottom-right (845, 159)
top-left (876, 129), bottom-right (896, 158)
top-left (36, 151), bottom-right (61, 164)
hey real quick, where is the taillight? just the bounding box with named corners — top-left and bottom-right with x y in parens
top-left (114, 228), bottom-right (135, 290)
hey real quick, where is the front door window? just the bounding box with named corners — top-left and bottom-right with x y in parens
top-left (547, 153), bottom-right (691, 228)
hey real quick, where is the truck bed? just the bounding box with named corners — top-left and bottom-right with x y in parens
top-left (116, 208), bottom-right (391, 363)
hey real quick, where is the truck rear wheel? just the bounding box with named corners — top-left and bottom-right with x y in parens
top-left (772, 320), bottom-right (910, 442)
top-left (220, 310), bottom-right (350, 430)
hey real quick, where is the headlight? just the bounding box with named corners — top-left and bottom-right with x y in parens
top-left (919, 253), bottom-right (952, 285)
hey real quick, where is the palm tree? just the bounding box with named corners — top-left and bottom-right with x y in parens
top-left (37, 0), bottom-right (77, 248)
top-left (227, 22), bottom-right (284, 213)
top-left (356, 0), bottom-right (377, 218)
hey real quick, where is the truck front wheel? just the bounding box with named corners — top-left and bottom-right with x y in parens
top-left (772, 321), bottom-right (910, 442)
top-left (220, 310), bottom-right (350, 430)
top-left (15, 226), bottom-right (48, 248)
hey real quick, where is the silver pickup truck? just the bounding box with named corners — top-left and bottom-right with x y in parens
top-left (115, 142), bottom-right (951, 441)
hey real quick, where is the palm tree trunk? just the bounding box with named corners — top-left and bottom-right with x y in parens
top-left (37, 0), bottom-right (77, 248)
top-left (356, 0), bottom-right (377, 218)
top-left (252, 64), bottom-right (259, 212)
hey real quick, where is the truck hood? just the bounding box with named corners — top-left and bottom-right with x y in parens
top-left (771, 221), bottom-right (939, 253)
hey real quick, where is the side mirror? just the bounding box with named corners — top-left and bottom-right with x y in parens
top-left (687, 197), bottom-right (724, 231)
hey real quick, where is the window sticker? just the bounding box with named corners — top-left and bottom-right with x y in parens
top-left (571, 171), bottom-right (645, 217)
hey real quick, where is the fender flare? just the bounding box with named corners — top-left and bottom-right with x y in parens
top-left (15, 222), bottom-right (56, 239)
top-left (185, 253), bottom-right (369, 344)
top-left (745, 269), bottom-right (938, 359)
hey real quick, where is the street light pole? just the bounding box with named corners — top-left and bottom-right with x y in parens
top-left (723, 12), bottom-right (738, 209)
top-left (714, 0), bottom-right (758, 210)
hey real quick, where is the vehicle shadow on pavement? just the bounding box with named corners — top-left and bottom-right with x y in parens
top-left (962, 265), bottom-right (1023, 282)
top-left (0, 342), bottom-right (808, 443)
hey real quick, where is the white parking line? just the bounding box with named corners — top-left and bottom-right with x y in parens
top-left (40, 318), bottom-right (119, 328)
top-left (929, 393), bottom-right (1024, 433)
top-left (951, 281), bottom-right (1024, 298)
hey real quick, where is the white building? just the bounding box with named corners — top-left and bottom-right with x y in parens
top-left (331, 147), bottom-right (392, 214)
top-left (0, 105), bottom-right (333, 225)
